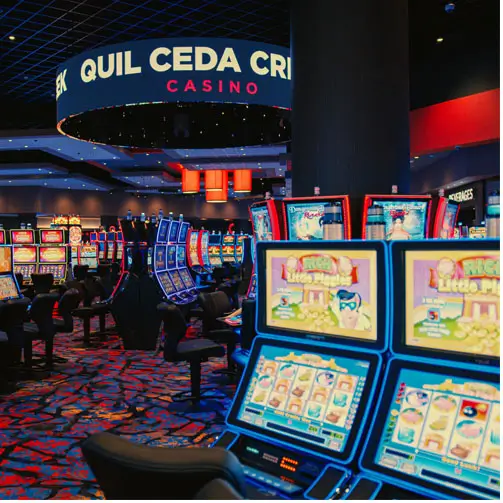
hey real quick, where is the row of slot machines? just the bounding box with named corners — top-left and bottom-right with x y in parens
top-left (246, 193), bottom-right (463, 300)
top-left (213, 238), bottom-right (500, 500)
top-left (0, 228), bottom-right (69, 285)
top-left (70, 230), bottom-right (124, 270)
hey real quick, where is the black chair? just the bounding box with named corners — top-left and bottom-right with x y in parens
top-left (15, 272), bottom-right (24, 289)
top-left (110, 262), bottom-right (120, 285)
top-left (23, 293), bottom-right (58, 371)
top-left (54, 288), bottom-right (81, 334)
top-left (31, 273), bottom-right (54, 295)
top-left (81, 432), bottom-right (246, 500)
top-left (73, 264), bottom-right (89, 281)
top-left (158, 302), bottom-right (226, 409)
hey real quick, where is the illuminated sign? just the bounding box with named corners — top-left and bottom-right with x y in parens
top-left (449, 188), bottom-right (474, 203)
top-left (56, 38), bottom-right (291, 123)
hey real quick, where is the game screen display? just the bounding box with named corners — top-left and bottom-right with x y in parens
top-left (236, 344), bottom-right (370, 454)
top-left (0, 230), bottom-right (5, 244)
top-left (157, 271), bottom-right (176, 295)
top-left (13, 246), bottom-right (37, 263)
top-left (98, 233), bottom-right (106, 242)
top-left (107, 245), bottom-right (115, 260)
top-left (79, 245), bottom-right (98, 269)
top-left (176, 246), bottom-right (186, 268)
top-left (154, 246), bottom-right (167, 271)
top-left (285, 202), bottom-right (341, 241)
top-left (0, 275), bottom-right (19, 300)
top-left (98, 242), bottom-right (105, 259)
top-left (201, 232), bottom-right (210, 266)
top-left (168, 221), bottom-right (180, 243)
top-left (439, 203), bottom-right (459, 239)
top-left (405, 250), bottom-right (500, 358)
top-left (208, 235), bottom-right (222, 266)
top-left (222, 234), bottom-right (236, 262)
top-left (375, 369), bottom-right (500, 498)
top-left (251, 205), bottom-right (274, 241)
top-left (178, 222), bottom-right (190, 243)
top-left (236, 235), bottom-right (245, 262)
top-left (40, 229), bottom-right (64, 244)
top-left (11, 230), bottom-right (35, 244)
top-left (166, 245), bottom-right (177, 269)
top-left (39, 247), bottom-right (66, 263)
top-left (180, 268), bottom-right (195, 289)
top-left (0, 247), bottom-right (12, 273)
top-left (372, 200), bottom-right (429, 240)
top-left (265, 249), bottom-right (378, 341)
top-left (157, 219), bottom-right (169, 242)
top-left (189, 232), bottom-right (200, 266)
top-left (169, 270), bottom-right (185, 291)
top-left (107, 232), bottom-right (115, 242)
top-left (38, 264), bottom-right (66, 280)
top-left (14, 264), bottom-right (36, 280)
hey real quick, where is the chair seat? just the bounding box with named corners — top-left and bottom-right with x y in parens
top-left (53, 318), bottom-right (72, 333)
top-left (23, 322), bottom-right (42, 340)
top-left (176, 338), bottom-right (225, 361)
top-left (90, 302), bottom-right (110, 315)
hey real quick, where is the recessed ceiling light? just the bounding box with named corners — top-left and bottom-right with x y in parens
top-left (44, 183), bottom-right (47, 186)
top-left (146, 153), bottom-right (150, 156)
top-left (436, 37), bottom-right (444, 43)
top-left (8, 180), bottom-right (11, 183)
top-left (414, 156), bottom-right (419, 159)
top-left (8, 139), bottom-right (12, 142)
top-left (24, 145), bottom-right (28, 148)
top-left (8, 35), bottom-right (15, 41)
top-left (93, 146), bottom-right (97, 150)
top-left (49, 171), bottom-right (53, 174)
top-left (57, 148), bottom-right (61, 151)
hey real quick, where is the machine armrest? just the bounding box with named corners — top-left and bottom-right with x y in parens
top-left (81, 432), bottom-right (246, 500)
top-left (194, 478), bottom-right (244, 500)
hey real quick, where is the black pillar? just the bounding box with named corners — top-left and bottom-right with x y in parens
top-left (291, 0), bottom-right (410, 205)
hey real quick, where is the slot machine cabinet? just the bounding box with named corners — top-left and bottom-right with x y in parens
top-left (97, 231), bottom-right (107, 263)
top-left (106, 230), bottom-right (116, 262)
top-left (222, 233), bottom-right (237, 265)
top-left (10, 229), bottom-right (37, 285)
top-left (78, 244), bottom-right (99, 270)
top-left (282, 195), bottom-right (352, 241)
top-left (115, 230), bottom-right (124, 267)
top-left (213, 240), bottom-right (389, 500)
top-left (38, 229), bottom-right (68, 285)
top-left (208, 232), bottom-right (224, 269)
top-left (0, 244), bottom-right (20, 301)
top-left (362, 194), bottom-right (433, 240)
top-left (0, 229), bottom-right (7, 245)
top-left (346, 239), bottom-right (500, 501)
top-left (187, 229), bottom-right (204, 274)
top-left (198, 230), bottom-right (212, 273)
top-left (431, 197), bottom-right (460, 239)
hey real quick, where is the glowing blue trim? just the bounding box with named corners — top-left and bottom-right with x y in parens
top-left (303, 464), bottom-right (351, 500)
top-left (225, 335), bottom-right (382, 466)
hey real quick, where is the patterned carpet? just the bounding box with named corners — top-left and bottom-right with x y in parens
top-left (0, 316), bottom-right (237, 499)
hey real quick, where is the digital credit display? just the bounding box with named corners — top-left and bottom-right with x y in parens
top-left (169, 221), bottom-right (180, 243)
top-left (166, 245), bottom-right (177, 269)
top-left (236, 344), bottom-right (369, 454)
top-left (372, 200), bottom-right (429, 240)
top-left (405, 250), bottom-right (500, 358)
top-left (250, 205), bottom-right (274, 242)
top-left (265, 248), bottom-right (378, 341)
top-left (0, 275), bottom-right (19, 300)
top-left (375, 368), bottom-right (500, 498)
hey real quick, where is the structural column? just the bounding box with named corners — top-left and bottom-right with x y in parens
top-left (291, 0), bottom-right (411, 204)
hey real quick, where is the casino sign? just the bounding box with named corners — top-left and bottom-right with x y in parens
top-left (56, 38), bottom-right (291, 149)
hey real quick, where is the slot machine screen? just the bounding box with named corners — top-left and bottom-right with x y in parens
top-left (0, 230), bottom-right (5, 244)
top-left (236, 235), bottom-right (245, 263)
top-left (263, 248), bottom-right (378, 342)
top-left (40, 229), bottom-right (64, 244)
top-left (90, 232), bottom-right (98, 242)
top-left (178, 222), bottom-right (190, 243)
top-left (39, 264), bottom-right (66, 280)
top-left (222, 234), bottom-right (236, 262)
top-left (374, 366), bottom-right (499, 499)
top-left (157, 220), bottom-right (169, 243)
top-left (208, 234), bottom-right (223, 266)
top-left (0, 275), bottom-right (19, 300)
top-left (189, 231), bottom-right (200, 266)
top-left (170, 270), bottom-right (185, 291)
top-left (166, 245), bottom-right (177, 269)
top-left (201, 232), bottom-right (210, 266)
top-left (39, 247), bottom-right (66, 263)
top-left (405, 250), bottom-right (500, 359)
top-left (372, 199), bottom-right (429, 240)
top-left (11, 230), bottom-right (35, 244)
top-left (154, 246), bottom-right (167, 271)
top-left (285, 201), bottom-right (340, 241)
top-left (98, 241), bottom-right (106, 259)
top-left (176, 246), bottom-right (186, 268)
top-left (0, 247), bottom-right (12, 273)
top-left (80, 245), bottom-right (98, 269)
top-left (440, 202), bottom-right (459, 239)
top-left (169, 221), bottom-right (180, 243)
top-left (157, 271), bottom-right (176, 295)
top-left (180, 268), bottom-right (195, 288)
top-left (98, 233), bottom-right (106, 242)
top-left (107, 232), bottom-right (115, 242)
top-left (230, 338), bottom-right (377, 459)
top-left (13, 246), bottom-right (37, 263)
top-left (250, 205), bottom-right (274, 242)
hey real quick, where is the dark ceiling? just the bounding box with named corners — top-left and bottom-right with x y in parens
top-left (0, 0), bottom-right (499, 129)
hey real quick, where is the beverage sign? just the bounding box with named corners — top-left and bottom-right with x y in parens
top-left (406, 250), bottom-right (500, 357)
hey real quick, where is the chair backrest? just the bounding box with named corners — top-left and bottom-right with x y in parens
top-left (240, 299), bottom-right (257, 351)
top-left (57, 288), bottom-right (81, 332)
top-left (73, 265), bottom-right (89, 281)
top-left (210, 291), bottom-right (232, 317)
top-left (65, 280), bottom-right (85, 303)
top-left (0, 298), bottom-right (31, 346)
top-left (15, 273), bottom-right (24, 288)
top-left (30, 293), bottom-right (58, 336)
top-left (97, 264), bottom-right (112, 278)
top-left (157, 303), bottom-right (187, 361)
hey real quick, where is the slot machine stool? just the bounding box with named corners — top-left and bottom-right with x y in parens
top-left (158, 303), bottom-right (227, 412)
top-left (81, 432), bottom-right (246, 500)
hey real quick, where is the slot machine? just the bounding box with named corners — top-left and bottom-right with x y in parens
top-left (38, 229), bottom-right (68, 284)
top-left (0, 244), bottom-right (21, 301)
top-left (106, 230), bottom-right (116, 262)
top-left (247, 199), bottom-right (285, 299)
top-left (235, 233), bottom-right (247, 265)
top-left (176, 220), bottom-right (197, 301)
top-left (187, 229), bottom-right (203, 274)
top-left (362, 194), bottom-right (433, 241)
top-left (283, 195), bottom-right (352, 241)
top-left (431, 197), bottom-right (460, 239)
top-left (115, 230), bottom-right (124, 264)
top-left (97, 231), bottom-right (107, 263)
top-left (345, 239), bottom-right (500, 500)
top-left (212, 240), bottom-right (389, 499)
top-left (78, 244), bottom-right (99, 271)
top-left (0, 229), bottom-right (7, 245)
top-left (222, 233), bottom-right (237, 265)
top-left (199, 230), bottom-right (212, 273)
top-left (10, 229), bottom-right (38, 286)
top-left (208, 232), bottom-right (224, 269)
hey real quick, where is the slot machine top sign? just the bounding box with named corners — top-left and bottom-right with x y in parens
top-left (56, 38), bottom-right (291, 149)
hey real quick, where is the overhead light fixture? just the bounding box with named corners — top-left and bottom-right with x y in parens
top-left (414, 156), bottom-right (419, 159)
top-left (436, 37), bottom-right (444, 43)
top-left (8, 35), bottom-right (15, 41)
